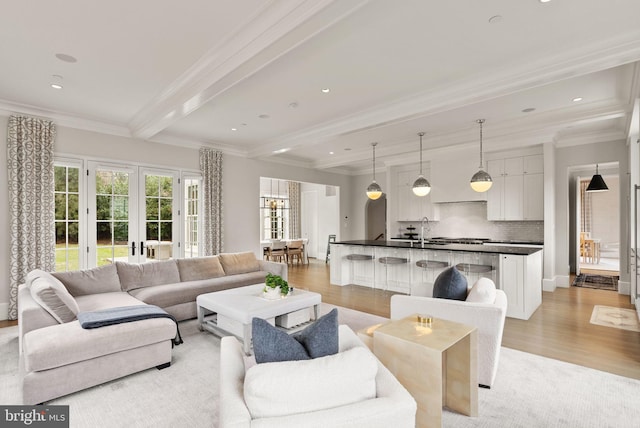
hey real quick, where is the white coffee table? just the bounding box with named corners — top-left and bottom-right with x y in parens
top-left (196, 284), bottom-right (322, 354)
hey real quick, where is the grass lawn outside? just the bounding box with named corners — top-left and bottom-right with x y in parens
top-left (55, 244), bottom-right (129, 271)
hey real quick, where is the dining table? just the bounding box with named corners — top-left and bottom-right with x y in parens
top-left (261, 238), bottom-right (309, 264)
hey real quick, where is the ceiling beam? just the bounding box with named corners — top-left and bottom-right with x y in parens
top-left (128, 0), bottom-right (371, 140)
top-left (248, 30), bottom-right (640, 159)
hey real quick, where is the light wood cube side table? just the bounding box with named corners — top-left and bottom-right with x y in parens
top-left (360, 315), bottom-right (478, 428)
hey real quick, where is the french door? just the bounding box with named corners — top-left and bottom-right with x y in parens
top-left (87, 162), bottom-right (180, 267)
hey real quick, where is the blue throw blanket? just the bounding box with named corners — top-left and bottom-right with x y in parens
top-left (77, 305), bottom-right (183, 346)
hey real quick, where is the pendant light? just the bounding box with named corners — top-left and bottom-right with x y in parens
top-left (586, 164), bottom-right (609, 192)
top-left (366, 142), bottom-right (383, 200)
top-left (412, 132), bottom-right (432, 196)
top-left (470, 119), bottom-right (493, 192)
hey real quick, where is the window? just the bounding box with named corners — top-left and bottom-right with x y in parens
top-left (54, 162), bottom-right (81, 272)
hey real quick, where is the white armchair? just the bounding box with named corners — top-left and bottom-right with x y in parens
top-left (390, 291), bottom-right (507, 388)
top-left (219, 325), bottom-right (417, 428)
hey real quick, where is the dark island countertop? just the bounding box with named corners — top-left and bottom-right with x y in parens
top-left (333, 240), bottom-right (543, 256)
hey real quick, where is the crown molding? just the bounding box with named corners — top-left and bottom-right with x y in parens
top-left (313, 101), bottom-right (628, 170)
top-left (554, 129), bottom-right (627, 148)
top-left (0, 100), bottom-right (132, 137)
top-left (128, 0), bottom-right (371, 140)
top-left (249, 30), bottom-right (640, 159)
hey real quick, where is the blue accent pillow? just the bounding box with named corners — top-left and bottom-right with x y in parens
top-left (432, 266), bottom-right (468, 301)
top-left (293, 308), bottom-right (339, 358)
top-left (252, 317), bottom-right (310, 363)
top-left (251, 308), bottom-right (339, 363)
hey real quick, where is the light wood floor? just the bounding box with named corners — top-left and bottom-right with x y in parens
top-left (4, 259), bottom-right (638, 379)
top-left (289, 258), bottom-right (640, 380)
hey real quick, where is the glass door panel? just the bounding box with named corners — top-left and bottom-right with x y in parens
top-left (88, 163), bottom-right (138, 267)
top-left (141, 169), bottom-right (180, 261)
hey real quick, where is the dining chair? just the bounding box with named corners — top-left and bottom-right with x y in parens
top-left (267, 240), bottom-right (287, 263)
top-left (286, 239), bottom-right (304, 265)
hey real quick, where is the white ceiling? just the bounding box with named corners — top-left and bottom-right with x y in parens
top-left (1, 0), bottom-right (639, 175)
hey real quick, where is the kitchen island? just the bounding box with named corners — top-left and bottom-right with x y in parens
top-left (330, 240), bottom-right (543, 320)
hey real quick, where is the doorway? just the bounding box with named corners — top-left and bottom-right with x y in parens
top-left (365, 194), bottom-right (386, 240)
top-left (576, 171), bottom-right (620, 278)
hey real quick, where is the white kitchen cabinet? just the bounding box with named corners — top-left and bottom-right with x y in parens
top-left (499, 251), bottom-right (543, 320)
top-left (431, 157), bottom-right (487, 203)
top-left (375, 247), bottom-right (411, 293)
top-left (395, 169), bottom-right (436, 222)
top-left (487, 155), bottom-right (543, 221)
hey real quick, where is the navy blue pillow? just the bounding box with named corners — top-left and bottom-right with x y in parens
top-left (432, 266), bottom-right (468, 301)
top-left (252, 317), bottom-right (310, 363)
top-left (294, 308), bottom-right (339, 358)
top-left (251, 308), bottom-right (339, 363)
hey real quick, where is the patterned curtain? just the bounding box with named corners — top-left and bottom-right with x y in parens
top-left (7, 115), bottom-right (56, 320)
top-left (199, 148), bottom-right (223, 255)
top-left (580, 179), bottom-right (592, 233)
top-left (288, 181), bottom-right (301, 239)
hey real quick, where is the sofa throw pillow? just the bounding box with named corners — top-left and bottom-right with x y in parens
top-left (218, 252), bottom-right (260, 276)
top-left (52, 264), bottom-right (121, 297)
top-left (116, 260), bottom-right (181, 292)
top-left (27, 269), bottom-right (79, 323)
top-left (466, 277), bottom-right (497, 304)
top-left (252, 317), bottom-right (311, 364)
top-left (244, 346), bottom-right (378, 419)
top-left (432, 266), bottom-right (468, 301)
top-left (252, 308), bottom-right (339, 363)
top-left (176, 256), bottom-right (225, 282)
top-left (293, 308), bottom-right (339, 358)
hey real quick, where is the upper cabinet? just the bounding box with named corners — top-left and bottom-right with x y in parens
top-left (392, 168), bottom-right (438, 222)
top-left (430, 157), bottom-right (488, 203)
top-left (487, 154), bottom-right (543, 221)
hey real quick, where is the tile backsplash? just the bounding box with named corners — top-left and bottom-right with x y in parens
top-left (396, 201), bottom-right (544, 242)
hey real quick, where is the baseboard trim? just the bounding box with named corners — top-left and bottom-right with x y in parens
top-left (543, 278), bottom-right (557, 292)
top-left (0, 303), bottom-right (8, 321)
top-left (556, 275), bottom-right (570, 288)
top-left (617, 280), bottom-right (630, 295)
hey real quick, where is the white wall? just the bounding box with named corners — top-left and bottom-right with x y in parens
top-left (0, 121), bottom-right (353, 319)
top-left (555, 140), bottom-right (630, 288)
top-left (299, 182), bottom-right (340, 259)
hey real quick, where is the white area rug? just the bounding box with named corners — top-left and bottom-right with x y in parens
top-left (2, 304), bottom-right (640, 427)
top-left (590, 305), bottom-right (640, 332)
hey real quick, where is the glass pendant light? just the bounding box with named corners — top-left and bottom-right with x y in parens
top-left (412, 132), bottom-right (431, 196)
top-left (586, 164), bottom-right (609, 192)
top-left (470, 119), bottom-right (493, 192)
top-left (366, 142), bottom-right (383, 200)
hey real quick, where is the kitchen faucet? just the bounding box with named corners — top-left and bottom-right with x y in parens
top-left (420, 216), bottom-right (430, 247)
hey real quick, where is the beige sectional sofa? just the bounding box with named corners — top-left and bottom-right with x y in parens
top-left (18, 251), bottom-right (286, 404)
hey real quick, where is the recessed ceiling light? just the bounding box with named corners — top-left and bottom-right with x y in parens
top-left (329, 151), bottom-right (334, 155)
top-left (321, 88), bottom-right (330, 93)
top-left (258, 114), bottom-right (270, 119)
top-left (289, 102), bottom-right (299, 108)
top-left (241, 123), bottom-right (247, 126)
top-left (522, 107), bottom-right (536, 113)
top-left (488, 15), bottom-right (503, 24)
top-left (231, 128), bottom-right (237, 131)
top-left (273, 148), bottom-right (290, 154)
top-left (539, 0), bottom-right (551, 3)
top-left (573, 97), bottom-right (583, 102)
top-left (55, 53), bottom-right (77, 63)
top-left (344, 148), bottom-right (351, 151)
top-left (50, 75), bottom-right (63, 89)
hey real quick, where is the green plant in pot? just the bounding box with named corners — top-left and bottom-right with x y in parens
top-left (264, 273), bottom-right (289, 295)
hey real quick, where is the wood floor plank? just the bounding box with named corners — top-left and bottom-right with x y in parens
top-left (289, 259), bottom-right (640, 380)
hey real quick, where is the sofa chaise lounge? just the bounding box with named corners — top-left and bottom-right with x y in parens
top-left (18, 251), bottom-right (286, 404)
